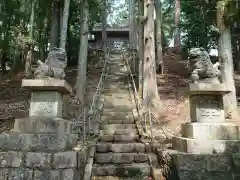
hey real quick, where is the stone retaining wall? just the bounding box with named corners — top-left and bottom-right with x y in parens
top-left (158, 149), bottom-right (240, 180)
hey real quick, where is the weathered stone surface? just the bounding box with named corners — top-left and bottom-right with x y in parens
top-left (29, 91), bottom-right (63, 117)
top-left (78, 151), bottom-right (87, 168)
top-left (110, 143), bottom-right (145, 153)
top-left (92, 163), bottom-right (150, 177)
top-left (173, 154), bottom-right (206, 171)
top-left (172, 136), bottom-right (240, 154)
top-left (53, 151), bottom-right (77, 169)
top-left (112, 153), bottom-right (134, 164)
top-left (96, 143), bottom-right (110, 153)
top-left (108, 119), bottom-right (123, 124)
top-left (95, 153), bottom-right (113, 164)
top-left (134, 154), bottom-right (149, 163)
top-left (99, 135), bottom-right (114, 142)
top-left (189, 94), bottom-right (225, 123)
top-left (177, 170), bottom-right (199, 180)
top-left (25, 152), bottom-right (52, 169)
top-left (26, 134), bottom-right (68, 151)
top-left (197, 172), bottom-right (233, 180)
top-left (182, 122), bottom-right (239, 140)
top-left (61, 169), bottom-right (77, 180)
top-left (0, 168), bottom-right (8, 179)
top-left (205, 154), bottom-right (231, 172)
top-left (34, 170), bottom-right (60, 180)
top-left (232, 153), bottom-right (240, 169)
top-left (22, 79), bottom-right (72, 94)
top-left (13, 117), bottom-right (71, 134)
top-left (100, 124), bottom-right (135, 131)
top-left (0, 152), bottom-right (22, 168)
top-left (114, 134), bottom-right (138, 142)
top-left (189, 83), bottom-right (229, 94)
top-left (8, 168), bottom-right (33, 180)
top-left (135, 143), bottom-right (146, 153)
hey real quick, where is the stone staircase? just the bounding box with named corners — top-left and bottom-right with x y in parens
top-left (91, 54), bottom-right (157, 179)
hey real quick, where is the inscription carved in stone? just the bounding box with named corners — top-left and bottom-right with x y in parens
top-left (196, 95), bottom-right (224, 122)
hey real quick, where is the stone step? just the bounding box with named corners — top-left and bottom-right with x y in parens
top-left (101, 113), bottom-right (133, 119)
top-left (99, 134), bottom-right (139, 142)
top-left (0, 132), bottom-right (77, 152)
top-left (91, 176), bottom-right (149, 180)
top-left (99, 124), bottom-right (136, 131)
top-left (96, 143), bottom-right (146, 153)
top-left (100, 128), bottom-right (138, 136)
top-left (103, 107), bottom-right (132, 112)
top-left (95, 153), bottom-right (158, 164)
top-left (172, 136), bottom-right (240, 154)
top-left (92, 163), bottom-right (150, 177)
top-left (100, 119), bottom-right (135, 125)
top-left (13, 117), bottom-right (72, 134)
top-left (182, 122), bottom-right (240, 140)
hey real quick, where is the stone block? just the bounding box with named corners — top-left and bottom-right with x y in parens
top-left (0, 133), bottom-right (76, 151)
top-left (13, 117), bottom-right (71, 134)
top-left (25, 152), bottom-right (52, 169)
top-left (189, 94), bottom-right (225, 123)
top-left (96, 143), bottom-right (110, 153)
top-left (197, 172), bottom-right (233, 180)
top-left (182, 122), bottom-right (239, 140)
top-left (61, 169), bottom-right (77, 180)
top-left (92, 163), bottom-right (150, 177)
top-left (177, 170), bottom-right (199, 180)
top-left (22, 79), bottom-right (72, 94)
top-left (53, 151), bottom-right (77, 169)
top-left (29, 91), bottom-right (63, 117)
top-left (172, 136), bottom-right (240, 154)
top-left (95, 153), bottom-right (113, 164)
top-left (134, 154), bottom-right (149, 163)
top-left (0, 151), bottom-right (22, 168)
top-left (205, 154), bottom-right (231, 172)
top-left (27, 134), bottom-right (69, 151)
top-left (112, 153), bottom-right (134, 164)
top-left (78, 151), bottom-right (87, 168)
top-left (114, 134), bottom-right (138, 142)
top-left (173, 153), bottom-right (206, 171)
top-left (0, 168), bottom-right (8, 179)
top-left (231, 153), bottom-right (240, 168)
top-left (8, 168), bottom-right (33, 180)
top-left (110, 143), bottom-right (145, 153)
top-left (33, 170), bottom-right (61, 180)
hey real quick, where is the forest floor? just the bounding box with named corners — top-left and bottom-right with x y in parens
top-left (1, 54), bottom-right (240, 140)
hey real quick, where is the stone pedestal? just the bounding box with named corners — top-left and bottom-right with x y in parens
top-left (172, 83), bottom-right (240, 154)
top-left (159, 83), bottom-right (240, 180)
top-left (0, 79), bottom-right (85, 180)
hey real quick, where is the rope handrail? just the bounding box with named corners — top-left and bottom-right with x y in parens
top-left (83, 48), bottom-right (110, 144)
top-left (120, 48), bottom-right (153, 141)
top-left (121, 48), bottom-right (170, 141)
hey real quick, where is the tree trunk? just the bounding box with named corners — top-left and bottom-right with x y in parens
top-left (143, 0), bottom-right (160, 109)
top-left (138, 0), bottom-right (144, 98)
top-left (25, 0), bottom-right (36, 77)
top-left (217, 1), bottom-right (237, 119)
top-left (155, 0), bottom-right (163, 73)
top-left (40, 8), bottom-right (49, 61)
top-left (101, 0), bottom-right (108, 61)
top-left (174, 0), bottom-right (181, 53)
top-left (60, 0), bottom-right (70, 50)
top-left (75, 0), bottom-right (89, 105)
top-left (128, 0), bottom-right (137, 74)
top-left (50, 0), bottom-right (60, 49)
